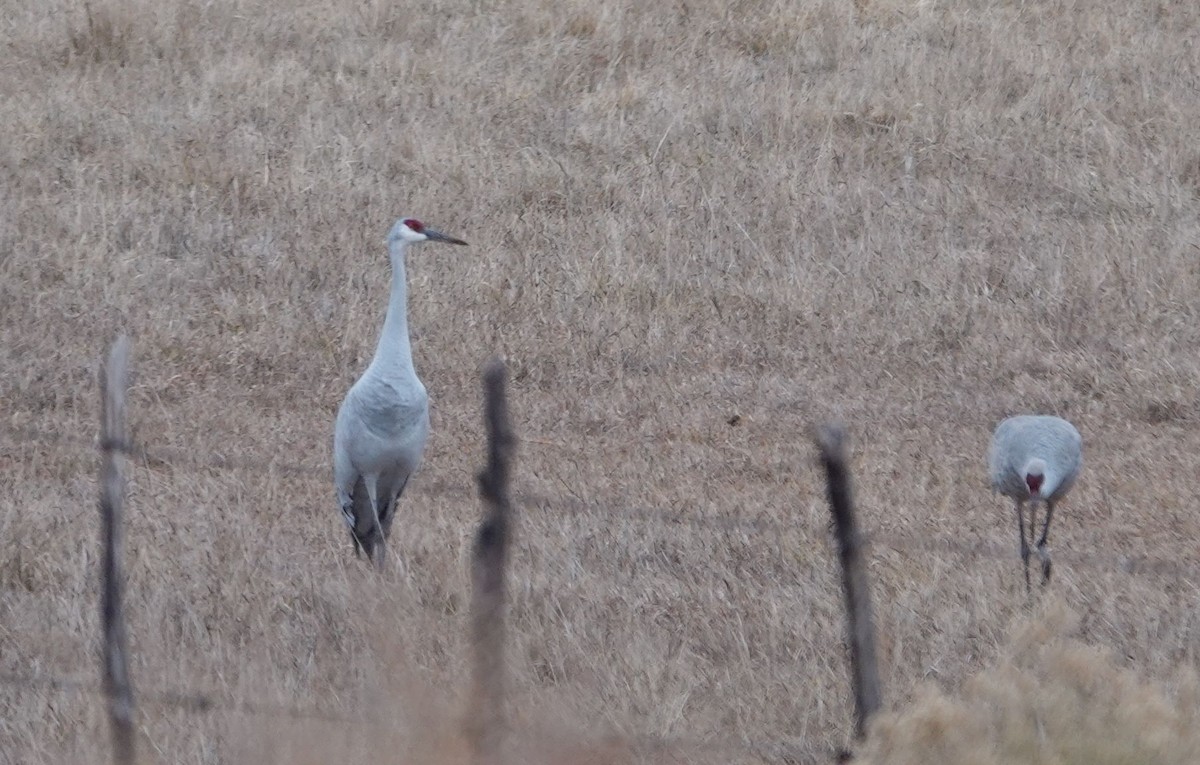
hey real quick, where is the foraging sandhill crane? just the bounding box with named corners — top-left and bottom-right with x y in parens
top-left (334, 217), bottom-right (468, 566)
top-left (988, 415), bottom-right (1082, 591)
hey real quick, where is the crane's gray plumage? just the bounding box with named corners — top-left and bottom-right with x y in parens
top-left (988, 415), bottom-right (1082, 591)
top-left (334, 217), bottom-right (467, 566)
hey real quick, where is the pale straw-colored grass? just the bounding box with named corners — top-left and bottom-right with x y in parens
top-left (2, 0), bottom-right (1198, 762)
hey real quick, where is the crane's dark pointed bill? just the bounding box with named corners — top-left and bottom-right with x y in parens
top-left (425, 228), bottom-right (468, 246)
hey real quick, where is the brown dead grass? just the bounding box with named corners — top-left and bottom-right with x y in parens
top-left (1, 0), bottom-right (1199, 762)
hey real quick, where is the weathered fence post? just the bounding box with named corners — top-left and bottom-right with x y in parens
top-left (466, 359), bottom-right (516, 765)
top-left (815, 424), bottom-right (882, 742)
top-left (98, 335), bottom-right (135, 765)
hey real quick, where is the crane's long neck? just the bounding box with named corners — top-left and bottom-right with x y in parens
top-left (366, 241), bottom-right (418, 381)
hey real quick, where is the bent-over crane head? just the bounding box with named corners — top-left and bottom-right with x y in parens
top-left (387, 217), bottom-right (469, 248)
top-left (1023, 457), bottom-right (1047, 498)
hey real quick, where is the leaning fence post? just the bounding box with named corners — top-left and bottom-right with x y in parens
top-left (98, 335), bottom-right (135, 765)
top-left (815, 423), bottom-right (882, 742)
top-left (466, 358), bottom-right (517, 765)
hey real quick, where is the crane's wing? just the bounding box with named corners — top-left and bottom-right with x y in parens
top-left (1046, 422), bottom-right (1083, 491)
top-left (988, 418), bottom-right (1021, 492)
top-left (334, 402), bottom-right (380, 550)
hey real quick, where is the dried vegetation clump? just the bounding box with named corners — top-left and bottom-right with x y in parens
top-left (859, 601), bottom-right (1200, 765)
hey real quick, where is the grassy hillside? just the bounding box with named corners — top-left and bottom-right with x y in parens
top-left (1, 0), bottom-right (1198, 762)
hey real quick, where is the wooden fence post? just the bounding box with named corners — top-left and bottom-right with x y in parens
top-left (98, 335), bottom-right (135, 765)
top-left (466, 359), bottom-right (517, 765)
top-left (815, 424), bottom-right (882, 742)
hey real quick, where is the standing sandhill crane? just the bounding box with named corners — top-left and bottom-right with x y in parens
top-left (334, 217), bottom-right (467, 566)
top-left (988, 415), bottom-right (1082, 591)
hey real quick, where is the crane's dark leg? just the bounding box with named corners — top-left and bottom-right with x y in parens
top-left (1036, 500), bottom-right (1056, 584)
top-left (360, 482), bottom-right (386, 570)
top-left (346, 478), bottom-right (377, 561)
top-left (379, 476), bottom-right (409, 542)
top-left (369, 505), bottom-right (387, 571)
top-left (340, 500), bottom-right (363, 558)
top-left (356, 532), bottom-right (375, 561)
top-left (1015, 500), bottom-right (1030, 594)
top-left (352, 523), bottom-right (375, 561)
top-left (343, 498), bottom-right (360, 556)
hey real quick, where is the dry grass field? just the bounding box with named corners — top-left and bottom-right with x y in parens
top-left (2, 0), bottom-right (1200, 762)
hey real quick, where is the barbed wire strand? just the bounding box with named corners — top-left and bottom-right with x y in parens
top-left (0, 669), bottom-right (821, 762)
top-left (3, 424), bottom-right (1196, 582)
top-left (0, 669), bottom-right (359, 724)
